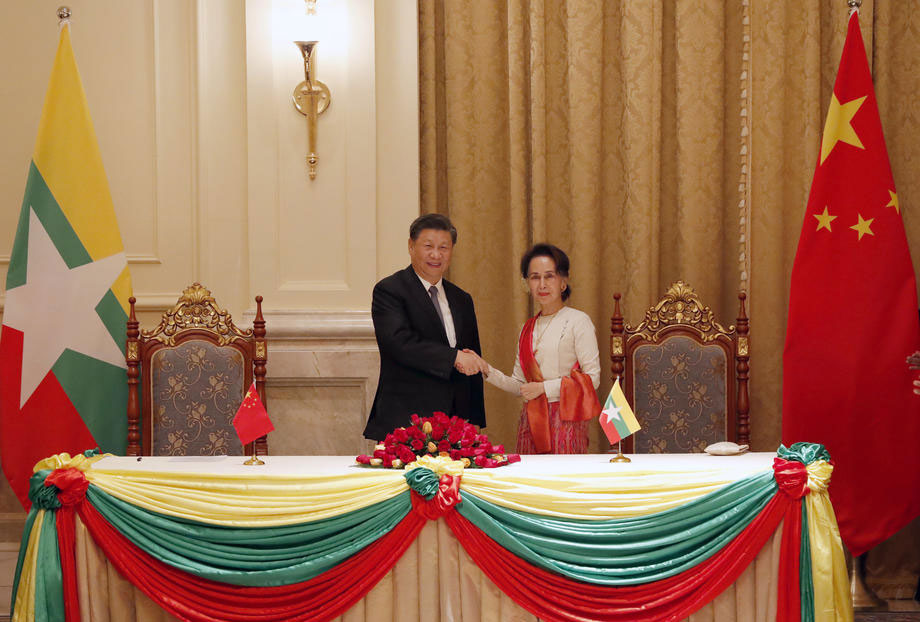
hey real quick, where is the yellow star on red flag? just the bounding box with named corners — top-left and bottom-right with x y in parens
top-left (820, 94), bottom-right (867, 165)
top-left (849, 213), bottom-right (874, 240)
top-left (814, 207), bottom-right (837, 232)
top-left (886, 190), bottom-right (899, 214)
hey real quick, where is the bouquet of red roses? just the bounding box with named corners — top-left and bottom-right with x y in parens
top-left (356, 412), bottom-right (521, 469)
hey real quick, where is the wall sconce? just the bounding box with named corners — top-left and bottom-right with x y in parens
top-left (292, 41), bottom-right (331, 180)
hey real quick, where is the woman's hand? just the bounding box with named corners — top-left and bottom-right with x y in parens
top-left (461, 348), bottom-right (489, 377)
top-left (520, 382), bottom-right (545, 401)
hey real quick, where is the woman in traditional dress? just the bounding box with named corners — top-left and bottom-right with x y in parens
top-left (482, 243), bottom-right (601, 453)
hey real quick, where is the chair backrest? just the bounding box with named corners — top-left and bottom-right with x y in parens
top-left (125, 283), bottom-right (268, 457)
top-left (610, 281), bottom-right (749, 453)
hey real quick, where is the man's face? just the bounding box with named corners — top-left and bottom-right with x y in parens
top-left (409, 228), bottom-right (454, 283)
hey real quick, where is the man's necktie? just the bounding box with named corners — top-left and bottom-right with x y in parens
top-left (428, 285), bottom-right (445, 328)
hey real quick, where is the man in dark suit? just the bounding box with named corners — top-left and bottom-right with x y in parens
top-left (364, 214), bottom-right (487, 440)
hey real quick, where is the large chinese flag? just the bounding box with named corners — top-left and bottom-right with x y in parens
top-left (0, 24), bottom-right (132, 508)
top-left (783, 11), bottom-right (920, 556)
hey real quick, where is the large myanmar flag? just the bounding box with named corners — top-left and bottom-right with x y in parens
top-left (0, 24), bottom-right (131, 508)
top-left (782, 11), bottom-right (920, 556)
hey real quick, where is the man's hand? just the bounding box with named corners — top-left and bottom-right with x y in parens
top-left (460, 348), bottom-right (490, 377)
top-left (455, 350), bottom-right (487, 376)
top-left (908, 351), bottom-right (920, 370)
top-left (520, 382), bottom-right (545, 401)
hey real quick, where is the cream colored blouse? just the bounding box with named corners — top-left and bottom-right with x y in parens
top-left (485, 306), bottom-right (601, 402)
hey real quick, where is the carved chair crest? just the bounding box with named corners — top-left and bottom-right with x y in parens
top-left (142, 283), bottom-right (254, 346)
top-left (626, 281), bottom-right (735, 342)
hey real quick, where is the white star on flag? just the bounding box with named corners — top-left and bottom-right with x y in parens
top-left (602, 403), bottom-right (622, 425)
top-left (3, 208), bottom-right (127, 407)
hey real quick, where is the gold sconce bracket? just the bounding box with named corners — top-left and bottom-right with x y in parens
top-left (292, 81), bottom-right (331, 116)
top-left (292, 40), bottom-right (331, 180)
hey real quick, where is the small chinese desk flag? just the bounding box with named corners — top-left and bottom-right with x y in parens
top-left (600, 378), bottom-right (641, 444)
top-left (232, 382), bottom-right (274, 446)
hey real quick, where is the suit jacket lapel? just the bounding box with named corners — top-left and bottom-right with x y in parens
top-left (404, 266), bottom-right (450, 343)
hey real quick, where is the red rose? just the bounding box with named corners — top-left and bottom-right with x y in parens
top-left (449, 449), bottom-right (462, 460)
top-left (408, 427), bottom-right (425, 440)
top-left (410, 439), bottom-right (424, 451)
top-left (460, 447), bottom-right (475, 457)
top-left (356, 454), bottom-right (371, 464)
top-left (397, 445), bottom-right (416, 464)
top-left (448, 429), bottom-right (463, 444)
top-left (475, 434), bottom-right (489, 444)
top-left (393, 428), bottom-right (409, 443)
top-left (474, 456), bottom-right (485, 467)
top-left (437, 439), bottom-right (451, 452)
top-left (480, 458), bottom-right (496, 468)
top-left (430, 425), bottom-right (445, 440)
top-left (373, 449), bottom-right (387, 459)
top-left (493, 444), bottom-right (504, 454)
top-left (410, 414), bottom-right (421, 426)
top-left (506, 454), bottom-right (521, 463)
top-left (432, 412), bottom-right (450, 426)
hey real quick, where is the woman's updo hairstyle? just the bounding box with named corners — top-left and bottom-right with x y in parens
top-left (519, 243), bottom-right (571, 301)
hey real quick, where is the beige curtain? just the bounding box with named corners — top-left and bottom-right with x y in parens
top-left (420, 0), bottom-right (746, 452)
top-left (420, 0), bottom-right (920, 593)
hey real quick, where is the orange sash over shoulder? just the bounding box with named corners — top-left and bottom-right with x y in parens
top-left (559, 363), bottom-right (601, 422)
top-left (519, 315), bottom-right (552, 454)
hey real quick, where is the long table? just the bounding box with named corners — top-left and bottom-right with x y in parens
top-left (12, 450), bottom-right (852, 622)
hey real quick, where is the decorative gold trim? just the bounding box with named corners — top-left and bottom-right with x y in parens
top-left (255, 342), bottom-right (266, 359)
top-left (737, 336), bottom-right (749, 357)
top-left (126, 342), bottom-right (138, 362)
top-left (739, 0), bottom-right (752, 294)
top-left (142, 283), bottom-right (253, 346)
top-left (612, 336), bottom-right (623, 355)
top-left (627, 281), bottom-right (735, 343)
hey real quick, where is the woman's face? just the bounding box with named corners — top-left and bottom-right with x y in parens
top-left (526, 255), bottom-right (567, 310)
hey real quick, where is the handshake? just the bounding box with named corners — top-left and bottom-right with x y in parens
top-left (455, 348), bottom-right (490, 377)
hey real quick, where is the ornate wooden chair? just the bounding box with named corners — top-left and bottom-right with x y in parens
top-left (610, 281), bottom-right (750, 453)
top-left (125, 283), bottom-right (268, 457)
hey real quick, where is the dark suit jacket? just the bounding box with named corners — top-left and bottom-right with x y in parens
top-left (364, 266), bottom-right (486, 440)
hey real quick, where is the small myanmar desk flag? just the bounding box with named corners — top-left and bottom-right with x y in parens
top-left (0, 21), bottom-right (132, 508)
top-left (599, 378), bottom-right (641, 444)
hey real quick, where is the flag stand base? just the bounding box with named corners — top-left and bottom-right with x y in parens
top-left (609, 440), bottom-right (631, 463)
top-left (243, 451), bottom-right (265, 466)
top-left (849, 552), bottom-right (887, 611)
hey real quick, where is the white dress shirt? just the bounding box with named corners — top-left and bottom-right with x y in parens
top-left (417, 274), bottom-right (457, 347)
top-left (485, 306), bottom-right (600, 402)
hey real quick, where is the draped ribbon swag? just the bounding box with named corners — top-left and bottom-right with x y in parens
top-left (11, 444), bottom-right (851, 622)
